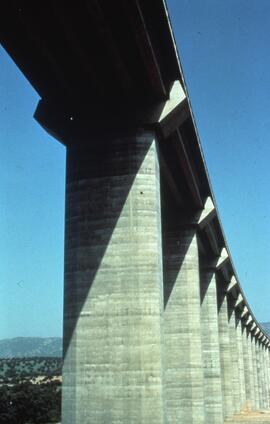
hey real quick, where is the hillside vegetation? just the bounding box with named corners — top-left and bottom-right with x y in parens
top-left (0, 357), bottom-right (62, 384)
top-left (0, 356), bottom-right (62, 423)
top-left (0, 380), bottom-right (61, 424)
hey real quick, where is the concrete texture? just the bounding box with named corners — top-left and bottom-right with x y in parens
top-left (229, 305), bottom-right (241, 412)
top-left (243, 329), bottom-right (256, 410)
top-left (200, 266), bottom-right (224, 423)
top-left (256, 342), bottom-right (264, 409)
top-left (248, 334), bottom-right (256, 410)
top-left (259, 346), bottom-right (266, 409)
top-left (266, 349), bottom-right (270, 408)
top-left (62, 132), bottom-right (165, 424)
top-left (252, 338), bottom-right (260, 410)
top-left (264, 347), bottom-right (270, 408)
top-left (217, 286), bottom-right (234, 419)
top-left (237, 320), bottom-right (247, 410)
top-left (260, 345), bottom-right (268, 409)
top-left (264, 346), bottom-right (270, 409)
top-left (163, 228), bottom-right (205, 423)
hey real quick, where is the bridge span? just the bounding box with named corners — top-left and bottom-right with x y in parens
top-left (1, 1), bottom-right (270, 423)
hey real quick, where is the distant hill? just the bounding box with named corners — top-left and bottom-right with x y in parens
top-left (0, 337), bottom-right (62, 358)
top-left (260, 322), bottom-right (270, 337)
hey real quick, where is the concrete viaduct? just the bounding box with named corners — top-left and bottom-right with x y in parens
top-left (1, 1), bottom-right (269, 423)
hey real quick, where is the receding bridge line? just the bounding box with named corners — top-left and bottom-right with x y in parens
top-left (1, 1), bottom-right (269, 423)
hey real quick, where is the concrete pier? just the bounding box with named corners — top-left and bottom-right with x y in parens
top-left (200, 264), bottom-right (223, 424)
top-left (243, 328), bottom-right (256, 410)
top-left (252, 337), bottom-right (260, 410)
top-left (266, 346), bottom-right (270, 408)
top-left (260, 343), bottom-right (268, 409)
top-left (163, 227), bottom-right (205, 424)
top-left (256, 341), bottom-right (264, 409)
top-left (236, 319), bottom-right (247, 410)
top-left (217, 284), bottom-right (234, 419)
top-left (62, 133), bottom-right (165, 424)
top-left (248, 333), bottom-right (256, 410)
top-left (266, 347), bottom-right (270, 408)
top-left (229, 304), bottom-right (241, 412)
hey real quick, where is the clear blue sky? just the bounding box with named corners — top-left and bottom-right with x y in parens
top-left (0, 50), bottom-right (66, 338)
top-left (1, 1), bottom-right (270, 338)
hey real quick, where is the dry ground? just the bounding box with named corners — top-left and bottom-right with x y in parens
top-left (225, 410), bottom-right (270, 423)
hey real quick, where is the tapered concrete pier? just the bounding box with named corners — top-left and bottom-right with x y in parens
top-left (236, 319), bottom-right (246, 409)
top-left (217, 284), bottom-right (234, 419)
top-left (265, 346), bottom-right (270, 408)
top-left (243, 327), bottom-right (255, 410)
top-left (229, 302), bottom-right (241, 413)
top-left (163, 227), bottom-right (205, 424)
top-left (252, 338), bottom-right (260, 410)
top-left (200, 263), bottom-right (223, 424)
top-left (63, 133), bottom-right (165, 423)
top-left (248, 332), bottom-right (256, 410)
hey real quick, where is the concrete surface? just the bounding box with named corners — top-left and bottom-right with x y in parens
top-left (62, 132), bottom-right (165, 424)
top-left (163, 228), bottom-right (205, 423)
top-left (200, 267), bottom-right (223, 424)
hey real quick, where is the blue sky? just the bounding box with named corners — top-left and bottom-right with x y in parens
top-left (1, 1), bottom-right (270, 338)
top-left (0, 49), bottom-right (66, 338)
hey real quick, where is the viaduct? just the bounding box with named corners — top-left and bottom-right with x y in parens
top-left (1, 1), bottom-right (270, 423)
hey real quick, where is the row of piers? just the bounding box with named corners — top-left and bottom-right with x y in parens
top-left (57, 125), bottom-right (270, 424)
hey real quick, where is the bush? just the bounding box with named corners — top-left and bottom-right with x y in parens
top-left (0, 380), bottom-right (61, 423)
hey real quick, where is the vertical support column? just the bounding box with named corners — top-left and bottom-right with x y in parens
top-left (163, 226), bottom-right (205, 424)
top-left (251, 336), bottom-right (260, 410)
top-left (217, 284), bottom-right (234, 419)
top-left (62, 131), bottom-right (166, 424)
top-left (236, 318), bottom-right (246, 410)
top-left (263, 343), bottom-right (269, 409)
top-left (266, 346), bottom-right (270, 408)
top-left (260, 341), bottom-right (267, 409)
top-left (243, 328), bottom-right (255, 410)
top-left (242, 326), bottom-right (251, 410)
top-left (248, 332), bottom-right (256, 410)
top-left (228, 302), bottom-right (241, 413)
top-left (262, 343), bottom-right (268, 409)
top-left (260, 341), bottom-right (266, 409)
top-left (267, 345), bottom-right (270, 408)
top-left (256, 339), bottom-right (264, 409)
top-left (263, 344), bottom-right (269, 409)
top-left (200, 263), bottom-right (223, 424)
